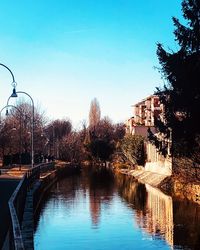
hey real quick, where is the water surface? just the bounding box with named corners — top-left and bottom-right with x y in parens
top-left (34, 168), bottom-right (200, 250)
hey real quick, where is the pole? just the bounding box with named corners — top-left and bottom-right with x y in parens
top-left (7, 91), bottom-right (34, 168)
top-left (0, 105), bottom-right (23, 170)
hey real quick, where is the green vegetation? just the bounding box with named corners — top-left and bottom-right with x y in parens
top-left (152, 0), bottom-right (200, 161)
top-left (121, 134), bottom-right (146, 166)
top-left (86, 117), bottom-right (125, 162)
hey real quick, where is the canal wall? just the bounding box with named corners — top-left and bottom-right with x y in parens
top-left (33, 163), bottom-right (80, 214)
top-left (4, 162), bottom-right (80, 250)
top-left (114, 141), bottom-right (172, 190)
top-left (116, 167), bottom-right (200, 205)
top-left (117, 162), bottom-right (200, 206)
top-left (4, 166), bottom-right (40, 250)
top-left (120, 141), bottom-right (200, 205)
top-left (0, 179), bottom-right (19, 250)
top-left (118, 167), bottom-right (169, 188)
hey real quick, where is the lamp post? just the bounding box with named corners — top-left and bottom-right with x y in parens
top-left (7, 90), bottom-right (34, 168)
top-left (0, 63), bottom-right (17, 92)
top-left (0, 105), bottom-right (22, 170)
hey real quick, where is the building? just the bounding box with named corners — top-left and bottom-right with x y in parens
top-left (126, 95), bottom-right (163, 138)
top-left (126, 94), bottom-right (172, 176)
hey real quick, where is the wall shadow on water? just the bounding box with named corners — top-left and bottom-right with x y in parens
top-left (115, 173), bottom-right (200, 250)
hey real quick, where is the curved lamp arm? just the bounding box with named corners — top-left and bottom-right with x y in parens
top-left (0, 63), bottom-right (17, 88)
top-left (0, 105), bottom-right (22, 121)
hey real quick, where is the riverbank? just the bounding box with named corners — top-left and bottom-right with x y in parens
top-left (115, 166), bottom-right (200, 206)
top-left (1, 161), bottom-right (81, 249)
top-left (117, 167), bottom-right (168, 188)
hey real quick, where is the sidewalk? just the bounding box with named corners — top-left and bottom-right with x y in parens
top-left (0, 166), bottom-right (30, 179)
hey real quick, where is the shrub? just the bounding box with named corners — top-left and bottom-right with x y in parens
top-left (121, 134), bottom-right (146, 165)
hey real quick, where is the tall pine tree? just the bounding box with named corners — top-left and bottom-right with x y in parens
top-left (154, 0), bottom-right (200, 158)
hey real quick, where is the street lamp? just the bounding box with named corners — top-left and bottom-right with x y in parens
top-left (0, 105), bottom-right (22, 170)
top-left (7, 90), bottom-right (34, 168)
top-left (0, 63), bottom-right (17, 92)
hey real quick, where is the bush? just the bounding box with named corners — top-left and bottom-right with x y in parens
top-left (121, 134), bottom-right (146, 166)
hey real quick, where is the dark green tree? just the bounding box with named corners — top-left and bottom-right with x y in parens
top-left (154, 0), bottom-right (200, 158)
top-left (86, 117), bottom-right (125, 162)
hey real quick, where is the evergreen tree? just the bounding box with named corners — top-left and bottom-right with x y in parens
top-left (154, 0), bottom-right (200, 158)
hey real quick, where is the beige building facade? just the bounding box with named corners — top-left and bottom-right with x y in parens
top-left (126, 95), bottom-right (163, 138)
top-left (126, 94), bottom-right (172, 176)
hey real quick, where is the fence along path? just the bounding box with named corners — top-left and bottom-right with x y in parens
top-left (8, 163), bottom-right (54, 250)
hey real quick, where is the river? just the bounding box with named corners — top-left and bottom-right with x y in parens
top-left (34, 167), bottom-right (200, 250)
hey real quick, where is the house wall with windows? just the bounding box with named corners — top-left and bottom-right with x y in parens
top-left (126, 95), bottom-right (162, 136)
top-left (126, 94), bottom-right (172, 176)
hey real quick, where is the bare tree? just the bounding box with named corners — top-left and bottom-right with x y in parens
top-left (89, 98), bottom-right (101, 129)
top-left (44, 119), bottom-right (72, 159)
top-left (59, 131), bottom-right (84, 163)
top-left (0, 101), bottom-right (48, 165)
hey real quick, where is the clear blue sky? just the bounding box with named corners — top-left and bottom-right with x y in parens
top-left (0, 0), bottom-right (182, 127)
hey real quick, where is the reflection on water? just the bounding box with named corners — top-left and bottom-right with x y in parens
top-left (88, 168), bottom-right (115, 227)
top-left (173, 199), bottom-right (200, 249)
top-left (34, 168), bottom-right (200, 250)
top-left (145, 184), bottom-right (173, 246)
top-left (115, 174), bottom-right (200, 250)
top-left (116, 174), bottom-right (174, 246)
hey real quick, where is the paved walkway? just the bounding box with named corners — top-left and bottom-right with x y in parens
top-left (0, 165), bottom-right (31, 248)
top-left (0, 166), bottom-right (31, 179)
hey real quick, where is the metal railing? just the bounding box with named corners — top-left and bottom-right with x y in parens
top-left (7, 163), bottom-right (53, 250)
top-left (8, 174), bottom-right (27, 250)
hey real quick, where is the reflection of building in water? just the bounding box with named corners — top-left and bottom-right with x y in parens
top-left (115, 173), bottom-right (173, 247)
top-left (136, 184), bottom-right (174, 248)
top-left (114, 173), bottom-right (200, 249)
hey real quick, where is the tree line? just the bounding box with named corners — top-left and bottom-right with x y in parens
top-left (0, 98), bottom-right (125, 166)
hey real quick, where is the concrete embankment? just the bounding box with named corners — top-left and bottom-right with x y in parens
top-left (118, 168), bottom-right (169, 188)
top-left (117, 167), bottom-right (200, 206)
